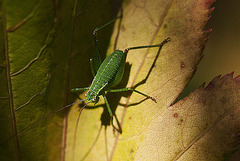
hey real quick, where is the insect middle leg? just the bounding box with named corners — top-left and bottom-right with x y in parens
top-left (102, 93), bottom-right (122, 133)
top-left (107, 88), bottom-right (157, 103)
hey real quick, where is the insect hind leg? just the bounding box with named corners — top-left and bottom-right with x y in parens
top-left (92, 9), bottom-right (123, 73)
top-left (123, 37), bottom-right (171, 54)
top-left (107, 87), bottom-right (157, 103)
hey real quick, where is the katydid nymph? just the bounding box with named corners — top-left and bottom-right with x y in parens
top-left (2, 12), bottom-right (170, 145)
top-left (71, 34), bottom-right (171, 132)
top-left (67, 12), bottom-right (170, 133)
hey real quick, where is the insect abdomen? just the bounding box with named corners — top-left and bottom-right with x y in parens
top-left (89, 50), bottom-right (125, 95)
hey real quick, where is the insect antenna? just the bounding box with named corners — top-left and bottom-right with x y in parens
top-left (71, 101), bottom-right (90, 161)
top-left (1, 99), bottom-right (87, 145)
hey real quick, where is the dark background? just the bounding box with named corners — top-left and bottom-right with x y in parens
top-left (181, 0), bottom-right (240, 97)
top-left (181, 0), bottom-right (240, 160)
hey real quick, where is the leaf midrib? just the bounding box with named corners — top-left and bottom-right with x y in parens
top-left (2, 0), bottom-right (21, 160)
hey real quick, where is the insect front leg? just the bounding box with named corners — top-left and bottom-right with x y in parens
top-left (107, 88), bottom-right (157, 103)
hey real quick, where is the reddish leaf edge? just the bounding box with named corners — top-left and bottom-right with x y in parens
top-left (177, 72), bottom-right (240, 103)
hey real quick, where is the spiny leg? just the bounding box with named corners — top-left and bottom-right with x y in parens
top-left (108, 38), bottom-right (171, 103)
top-left (102, 93), bottom-right (122, 133)
top-left (107, 87), bottom-right (157, 103)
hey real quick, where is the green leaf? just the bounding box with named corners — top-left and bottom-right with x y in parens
top-left (0, 0), bottom-right (117, 160)
top-left (1, 0), bottom-right (239, 161)
top-left (1, 0), bottom-right (64, 160)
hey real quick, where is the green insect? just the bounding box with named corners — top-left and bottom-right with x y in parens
top-left (3, 12), bottom-right (170, 142)
top-left (69, 16), bottom-right (170, 132)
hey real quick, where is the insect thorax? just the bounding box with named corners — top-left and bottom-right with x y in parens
top-left (87, 50), bottom-right (126, 102)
